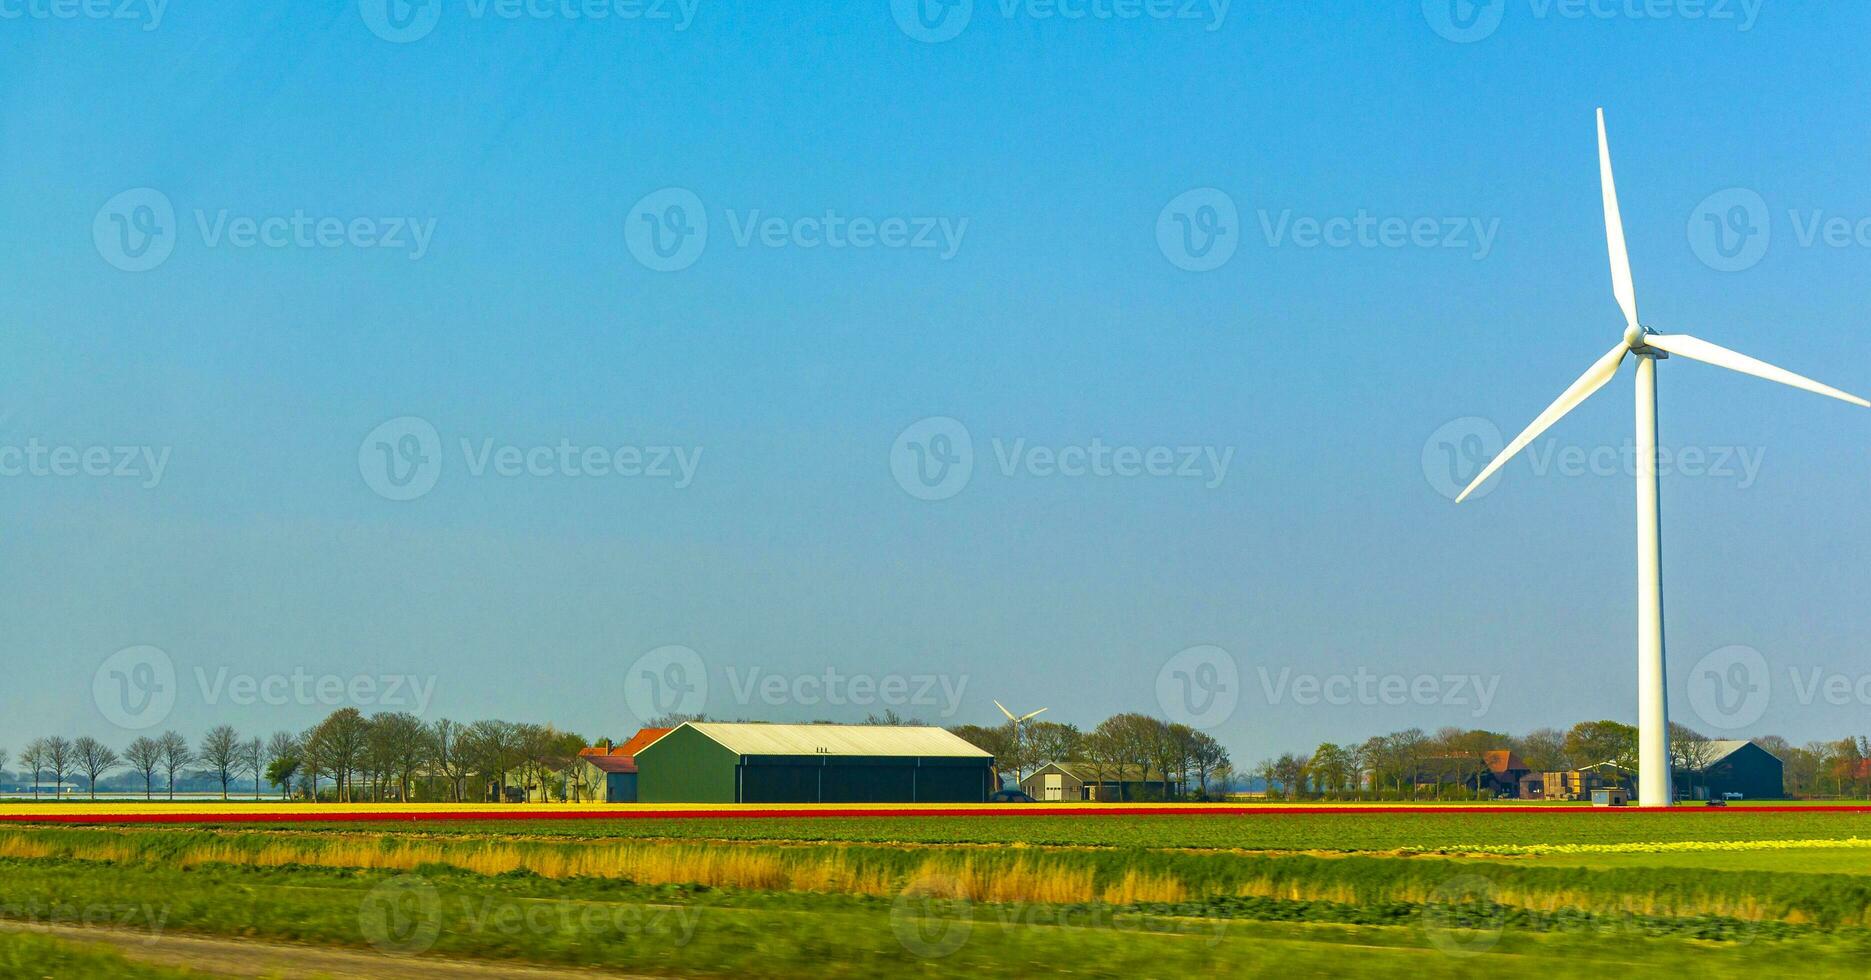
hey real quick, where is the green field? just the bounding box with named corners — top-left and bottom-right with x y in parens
top-left (249, 808), bottom-right (1871, 850)
top-left (4, 810), bottom-right (1871, 977)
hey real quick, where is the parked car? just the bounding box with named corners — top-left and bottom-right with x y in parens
top-left (988, 790), bottom-right (1035, 803)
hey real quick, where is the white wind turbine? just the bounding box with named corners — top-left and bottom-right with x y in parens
top-left (1457, 108), bottom-right (1868, 807)
top-left (993, 700), bottom-right (1049, 727)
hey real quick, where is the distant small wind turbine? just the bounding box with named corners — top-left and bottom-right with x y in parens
top-left (1456, 108), bottom-right (1868, 807)
top-left (993, 700), bottom-right (1049, 725)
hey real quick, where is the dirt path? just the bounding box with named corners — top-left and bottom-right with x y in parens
top-left (0, 920), bottom-right (658, 979)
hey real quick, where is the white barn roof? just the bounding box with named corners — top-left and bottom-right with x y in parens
top-left (682, 722), bottom-right (991, 758)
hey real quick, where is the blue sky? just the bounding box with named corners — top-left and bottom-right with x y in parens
top-left (4, 1), bottom-right (1870, 759)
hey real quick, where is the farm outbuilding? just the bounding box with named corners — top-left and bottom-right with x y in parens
top-left (635, 722), bottom-right (995, 803)
top-left (579, 753), bottom-right (638, 802)
top-left (1679, 740), bottom-right (1784, 800)
top-left (574, 727), bottom-right (673, 802)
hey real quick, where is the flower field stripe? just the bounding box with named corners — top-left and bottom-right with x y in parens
top-left (4, 803), bottom-right (1871, 825)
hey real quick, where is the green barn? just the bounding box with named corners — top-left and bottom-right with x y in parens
top-left (635, 722), bottom-right (995, 803)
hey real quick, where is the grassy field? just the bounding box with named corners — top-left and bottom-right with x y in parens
top-left (235, 808), bottom-right (1871, 850)
top-left (3, 808), bottom-right (1871, 976)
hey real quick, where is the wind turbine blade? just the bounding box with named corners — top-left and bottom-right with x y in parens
top-left (1644, 334), bottom-right (1870, 408)
top-left (993, 700), bottom-right (1017, 722)
top-left (1456, 342), bottom-right (1631, 503)
top-left (1019, 708), bottom-right (1049, 722)
top-left (1598, 108), bottom-right (1640, 331)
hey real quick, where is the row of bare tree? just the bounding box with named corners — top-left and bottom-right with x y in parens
top-left (9, 727), bottom-right (272, 800)
top-left (3, 711), bottom-right (593, 803)
top-left (949, 712), bottom-right (1233, 799)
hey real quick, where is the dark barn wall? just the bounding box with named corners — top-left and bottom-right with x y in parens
top-left (737, 756), bottom-right (991, 803)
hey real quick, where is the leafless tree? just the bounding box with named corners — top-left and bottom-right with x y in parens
top-left (73, 737), bottom-right (121, 800)
top-left (431, 719), bottom-right (467, 802)
top-left (199, 726), bottom-right (242, 800)
top-left (19, 740), bottom-right (48, 801)
top-left (124, 737), bottom-right (164, 799)
top-left (370, 713), bottom-right (432, 802)
top-left (42, 737), bottom-right (73, 799)
top-left (157, 731), bottom-right (192, 800)
top-left (240, 737), bottom-right (265, 799)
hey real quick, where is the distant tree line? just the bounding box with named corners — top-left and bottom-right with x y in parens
top-left (3, 711), bottom-right (596, 803)
top-left (1253, 722), bottom-right (1871, 800)
top-left (947, 712), bottom-right (1234, 800)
